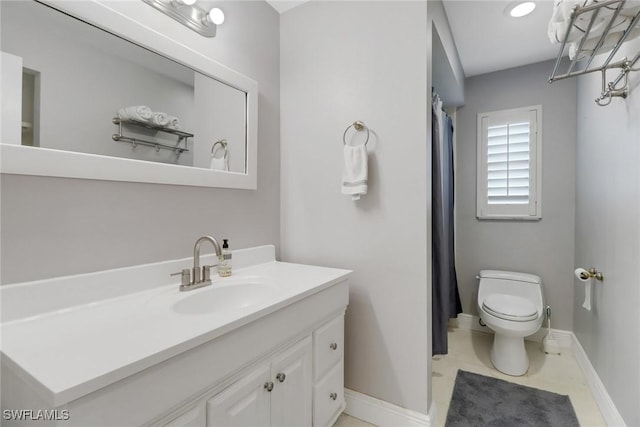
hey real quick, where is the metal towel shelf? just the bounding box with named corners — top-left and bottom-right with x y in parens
top-left (548, 0), bottom-right (640, 106)
top-left (112, 117), bottom-right (193, 154)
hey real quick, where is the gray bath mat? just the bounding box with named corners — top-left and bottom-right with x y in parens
top-left (445, 370), bottom-right (580, 427)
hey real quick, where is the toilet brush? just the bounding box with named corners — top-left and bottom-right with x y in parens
top-left (542, 306), bottom-right (561, 355)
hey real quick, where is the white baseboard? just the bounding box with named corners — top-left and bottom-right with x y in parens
top-left (428, 400), bottom-right (437, 427)
top-left (571, 335), bottom-right (627, 427)
top-left (344, 388), bottom-right (432, 427)
top-left (452, 313), bottom-right (573, 349)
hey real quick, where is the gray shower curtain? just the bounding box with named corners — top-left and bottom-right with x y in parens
top-left (432, 94), bottom-right (462, 356)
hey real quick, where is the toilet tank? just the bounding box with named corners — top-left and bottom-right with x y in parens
top-left (478, 270), bottom-right (543, 308)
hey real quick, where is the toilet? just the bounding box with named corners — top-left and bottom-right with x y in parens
top-left (477, 270), bottom-right (544, 376)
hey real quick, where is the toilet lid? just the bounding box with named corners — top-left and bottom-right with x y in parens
top-left (482, 294), bottom-right (538, 322)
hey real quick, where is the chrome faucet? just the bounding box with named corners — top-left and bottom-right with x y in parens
top-left (171, 235), bottom-right (222, 291)
top-left (192, 235), bottom-right (222, 284)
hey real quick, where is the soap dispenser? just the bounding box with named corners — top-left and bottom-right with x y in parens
top-left (218, 239), bottom-right (232, 277)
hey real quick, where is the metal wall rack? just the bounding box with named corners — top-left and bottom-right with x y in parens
top-left (549, 0), bottom-right (640, 106)
top-left (112, 117), bottom-right (193, 154)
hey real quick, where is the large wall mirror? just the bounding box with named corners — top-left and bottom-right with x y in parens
top-left (0, 0), bottom-right (257, 189)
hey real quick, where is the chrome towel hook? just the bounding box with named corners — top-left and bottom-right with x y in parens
top-left (211, 139), bottom-right (228, 159)
top-left (343, 121), bottom-right (369, 146)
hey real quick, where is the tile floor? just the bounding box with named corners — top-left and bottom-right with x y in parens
top-left (333, 413), bottom-right (374, 427)
top-left (335, 326), bottom-right (607, 427)
top-left (432, 326), bottom-right (607, 427)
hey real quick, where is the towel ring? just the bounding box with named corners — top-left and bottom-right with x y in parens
top-left (343, 121), bottom-right (369, 146)
top-left (211, 139), bottom-right (228, 159)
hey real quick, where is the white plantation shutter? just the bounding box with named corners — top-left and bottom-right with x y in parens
top-left (487, 121), bottom-right (530, 204)
top-left (477, 106), bottom-right (541, 220)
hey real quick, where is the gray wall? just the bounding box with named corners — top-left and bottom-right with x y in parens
top-left (574, 38), bottom-right (640, 426)
top-left (1, 0), bottom-right (280, 284)
top-left (455, 60), bottom-right (577, 331)
top-left (429, 0), bottom-right (465, 107)
top-left (280, 1), bottom-right (431, 414)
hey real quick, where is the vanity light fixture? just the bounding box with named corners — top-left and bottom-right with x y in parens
top-left (142, 0), bottom-right (223, 38)
top-left (506, 1), bottom-right (536, 18)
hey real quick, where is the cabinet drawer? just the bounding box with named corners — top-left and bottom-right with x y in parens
top-left (313, 360), bottom-right (344, 427)
top-left (313, 315), bottom-right (344, 379)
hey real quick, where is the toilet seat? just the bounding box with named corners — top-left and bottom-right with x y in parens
top-left (482, 294), bottom-right (538, 322)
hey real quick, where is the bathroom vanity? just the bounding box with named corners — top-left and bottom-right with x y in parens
top-left (0, 246), bottom-right (350, 427)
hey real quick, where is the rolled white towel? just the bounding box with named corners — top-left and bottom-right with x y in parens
top-left (118, 105), bottom-right (152, 122)
top-left (167, 115), bottom-right (181, 130)
top-left (151, 112), bottom-right (170, 127)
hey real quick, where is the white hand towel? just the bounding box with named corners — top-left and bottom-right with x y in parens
top-left (210, 156), bottom-right (229, 171)
top-left (118, 105), bottom-right (153, 122)
top-left (548, 0), bottom-right (581, 44)
top-left (342, 144), bottom-right (368, 200)
top-left (152, 112), bottom-right (170, 127)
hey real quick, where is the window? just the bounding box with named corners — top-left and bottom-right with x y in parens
top-left (476, 105), bottom-right (541, 220)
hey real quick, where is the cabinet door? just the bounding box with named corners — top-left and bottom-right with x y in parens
top-left (270, 337), bottom-right (313, 427)
top-left (163, 405), bottom-right (204, 427)
top-left (207, 362), bottom-right (271, 427)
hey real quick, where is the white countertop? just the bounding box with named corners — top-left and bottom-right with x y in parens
top-left (0, 250), bottom-right (351, 407)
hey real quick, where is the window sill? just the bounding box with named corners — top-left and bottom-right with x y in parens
top-left (476, 215), bottom-right (541, 221)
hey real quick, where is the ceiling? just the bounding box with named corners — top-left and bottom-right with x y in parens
top-left (442, 0), bottom-right (560, 77)
top-left (265, 0), bottom-right (310, 14)
top-left (266, 0), bottom-right (560, 78)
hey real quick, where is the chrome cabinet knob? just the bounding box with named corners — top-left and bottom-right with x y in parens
top-left (329, 342), bottom-right (338, 350)
top-left (330, 392), bottom-right (338, 401)
top-left (264, 381), bottom-right (274, 392)
top-left (276, 373), bottom-right (286, 383)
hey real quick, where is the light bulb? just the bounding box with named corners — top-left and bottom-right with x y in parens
top-left (172, 0), bottom-right (197, 6)
top-left (206, 8), bottom-right (225, 25)
top-left (509, 2), bottom-right (536, 18)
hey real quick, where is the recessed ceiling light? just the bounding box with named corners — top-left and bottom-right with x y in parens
top-left (507, 1), bottom-right (536, 18)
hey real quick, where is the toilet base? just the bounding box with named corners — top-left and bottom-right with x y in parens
top-left (490, 333), bottom-right (529, 376)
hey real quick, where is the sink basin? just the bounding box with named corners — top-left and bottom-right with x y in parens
top-left (172, 282), bottom-right (275, 315)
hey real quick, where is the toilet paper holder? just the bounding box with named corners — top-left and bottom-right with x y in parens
top-left (577, 267), bottom-right (604, 281)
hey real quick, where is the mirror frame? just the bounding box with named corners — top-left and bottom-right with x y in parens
top-left (0, 0), bottom-right (258, 189)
